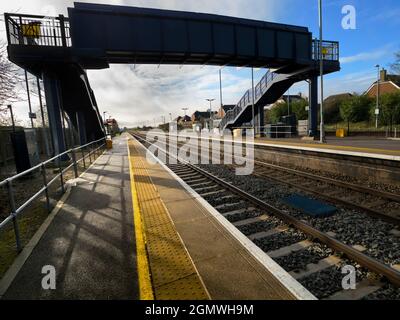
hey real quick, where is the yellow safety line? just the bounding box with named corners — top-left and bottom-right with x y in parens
top-left (127, 140), bottom-right (154, 300)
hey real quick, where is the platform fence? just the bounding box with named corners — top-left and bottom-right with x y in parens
top-left (0, 137), bottom-right (106, 252)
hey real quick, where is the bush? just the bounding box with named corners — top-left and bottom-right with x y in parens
top-left (269, 100), bottom-right (308, 123)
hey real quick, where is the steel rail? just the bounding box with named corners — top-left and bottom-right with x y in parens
top-left (135, 132), bottom-right (400, 224)
top-left (252, 164), bottom-right (400, 226)
top-left (254, 160), bottom-right (400, 203)
top-left (131, 132), bottom-right (400, 287)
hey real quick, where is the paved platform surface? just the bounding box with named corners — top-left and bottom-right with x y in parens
top-left (128, 138), bottom-right (209, 300)
top-left (129, 135), bottom-right (300, 300)
top-left (255, 136), bottom-right (400, 157)
top-left (2, 136), bottom-right (138, 299)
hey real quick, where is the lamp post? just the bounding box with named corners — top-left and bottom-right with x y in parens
top-left (318, 0), bottom-right (325, 143)
top-left (251, 68), bottom-right (255, 135)
top-left (182, 107), bottom-right (188, 119)
top-left (206, 98), bottom-right (215, 129)
top-left (103, 111), bottom-right (108, 134)
top-left (375, 64), bottom-right (380, 129)
top-left (219, 68), bottom-right (223, 111)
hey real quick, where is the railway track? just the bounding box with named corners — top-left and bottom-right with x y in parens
top-left (252, 161), bottom-right (400, 226)
top-left (131, 132), bottom-right (400, 300)
top-left (135, 131), bottom-right (400, 226)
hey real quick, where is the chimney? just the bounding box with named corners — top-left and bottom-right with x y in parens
top-left (380, 68), bottom-right (387, 82)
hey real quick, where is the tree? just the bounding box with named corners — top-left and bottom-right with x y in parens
top-left (340, 99), bottom-right (353, 133)
top-left (269, 99), bottom-right (308, 123)
top-left (0, 40), bottom-right (24, 125)
top-left (291, 100), bottom-right (308, 121)
top-left (390, 51), bottom-right (400, 75)
top-left (340, 95), bottom-right (373, 132)
top-left (324, 93), bottom-right (353, 124)
top-left (379, 92), bottom-right (400, 129)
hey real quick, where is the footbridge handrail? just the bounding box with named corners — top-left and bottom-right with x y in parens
top-left (5, 13), bottom-right (71, 47)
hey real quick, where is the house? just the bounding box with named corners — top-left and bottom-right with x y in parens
top-left (281, 93), bottom-right (304, 104)
top-left (105, 118), bottom-right (120, 136)
top-left (365, 68), bottom-right (400, 98)
top-left (191, 111), bottom-right (217, 123)
top-left (174, 115), bottom-right (192, 128)
top-left (217, 104), bottom-right (236, 118)
top-left (265, 93), bottom-right (306, 111)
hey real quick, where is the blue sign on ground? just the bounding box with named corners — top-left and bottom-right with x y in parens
top-left (281, 194), bottom-right (337, 218)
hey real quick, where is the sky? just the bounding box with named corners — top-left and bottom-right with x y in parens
top-left (1, 0), bottom-right (400, 127)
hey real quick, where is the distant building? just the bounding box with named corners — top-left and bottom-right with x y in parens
top-left (281, 93), bottom-right (304, 104)
top-left (191, 111), bottom-right (217, 123)
top-left (105, 118), bottom-right (120, 136)
top-left (265, 93), bottom-right (305, 110)
top-left (365, 68), bottom-right (400, 97)
top-left (175, 115), bottom-right (192, 128)
top-left (217, 104), bottom-right (236, 119)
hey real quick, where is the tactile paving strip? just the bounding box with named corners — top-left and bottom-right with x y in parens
top-left (128, 139), bottom-right (209, 300)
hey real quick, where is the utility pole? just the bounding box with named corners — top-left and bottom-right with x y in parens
top-left (318, 0), bottom-right (325, 143)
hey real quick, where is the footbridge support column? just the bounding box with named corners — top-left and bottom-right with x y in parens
top-left (253, 105), bottom-right (265, 137)
top-left (309, 76), bottom-right (318, 137)
top-left (75, 111), bottom-right (87, 146)
top-left (42, 72), bottom-right (69, 161)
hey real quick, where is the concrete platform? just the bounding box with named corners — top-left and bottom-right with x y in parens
top-left (255, 136), bottom-right (400, 159)
top-left (1, 136), bottom-right (138, 299)
top-left (0, 133), bottom-right (315, 300)
top-left (128, 134), bottom-right (315, 300)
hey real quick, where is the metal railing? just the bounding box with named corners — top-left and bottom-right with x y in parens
top-left (5, 13), bottom-right (71, 47)
top-left (312, 39), bottom-right (339, 61)
top-left (220, 40), bottom-right (339, 131)
top-left (220, 69), bottom-right (276, 130)
top-left (0, 137), bottom-right (105, 252)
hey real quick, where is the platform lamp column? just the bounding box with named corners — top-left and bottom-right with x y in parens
top-left (318, 0), bottom-right (325, 143)
top-left (219, 68), bottom-right (223, 114)
top-left (251, 68), bottom-right (255, 135)
top-left (206, 99), bottom-right (215, 130)
top-left (375, 64), bottom-right (380, 129)
top-left (103, 111), bottom-right (107, 135)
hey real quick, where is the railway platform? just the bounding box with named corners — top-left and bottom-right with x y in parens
top-left (255, 136), bottom-right (400, 160)
top-left (0, 134), bottom-right (315, 300)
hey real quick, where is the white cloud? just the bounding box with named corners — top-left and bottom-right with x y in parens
top-left (340, 44), bottom-right (395, 64)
